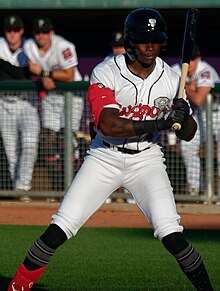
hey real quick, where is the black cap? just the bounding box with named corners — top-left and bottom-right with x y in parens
top-left (33, 17), bottom-right (53, 33)
top-left (191, 44), bottom-right (201, 60)
top-left (3, 15), bottom-right (24, 30)
top-left (111, 31), bottom-right (124, 47)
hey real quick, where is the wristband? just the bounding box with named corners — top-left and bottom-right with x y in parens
top-left (39, 70), bottom-right (53, 78)
top-left (132, 120), bottom-right (157, 135)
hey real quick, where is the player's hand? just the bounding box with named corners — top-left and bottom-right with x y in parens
top-left (41, 77), bottom-right (56, 90)
top-left (156, 107), bottom-right (188, 130)
top-left (156, 110), bottom-right (175, 130)
top-left (173, 98), bottom-right (190, 121)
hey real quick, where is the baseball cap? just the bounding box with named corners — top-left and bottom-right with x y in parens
top-left (33, 17), bottom-right (53, 33)
top-left (3, 15), bottom-right (24, 31)
top-left (111, 31), bottom-right (124, 47)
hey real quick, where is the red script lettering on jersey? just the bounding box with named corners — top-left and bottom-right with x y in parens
top-left (119, 103), bottom-right (160, 120)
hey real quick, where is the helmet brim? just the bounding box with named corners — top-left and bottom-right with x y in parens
top-left (129, 31), bottom-right (167, 44)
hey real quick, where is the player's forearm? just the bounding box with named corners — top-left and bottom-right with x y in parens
top-left (51, 70), bottom-right (74, 82)
top-left (186, 87), bottom-right (211, 106)
top-left (99, 108), bottom-right (157, 137)
top-left (37, 67), bottom-right (74, 82)
top-left (175, 115), bottom-right (197, 141)
top-left (99, 109), bottom-right (136, 137)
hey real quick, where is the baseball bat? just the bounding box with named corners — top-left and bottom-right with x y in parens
top-left (172, 8), bottom-right (199, 130)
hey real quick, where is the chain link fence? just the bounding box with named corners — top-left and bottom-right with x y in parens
top-left (0, 81), bottom-right (219, 205)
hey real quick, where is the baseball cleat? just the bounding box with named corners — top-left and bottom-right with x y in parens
top-left (8, 264), bottom-right (46, 291)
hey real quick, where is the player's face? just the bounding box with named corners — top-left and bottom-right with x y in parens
top-left (133, 43), bottom-right (161, 66)
top-left (112, 46), bottom-right (126, 56)
top-left (5, 28), bottom-right (24, 46)
top-left (34, 31), bottom-right (53, 48)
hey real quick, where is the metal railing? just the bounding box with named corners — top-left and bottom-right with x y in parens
top-left (0, 80), bottom-right (219, 205)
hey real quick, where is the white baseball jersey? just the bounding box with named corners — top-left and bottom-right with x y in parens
top-left (90, 54), bottom-right (184, 150)
top-left (0, 37), bottom-right (27, 67)
top-left (24, 34), bottom-right (82, 81)
top-left (24, 34), bottom-right (83, 132)
top-left (172, 60), bottom-right (219, 90)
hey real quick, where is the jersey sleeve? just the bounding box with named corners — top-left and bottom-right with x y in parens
top-left (196, 66), bottom-right (219, 88)
top-left (57, 40), bottom-right (78, 70)
top-left (23, 39), bottom-right (38, 64)
top-left (90, 62), bottom-right (119, 110)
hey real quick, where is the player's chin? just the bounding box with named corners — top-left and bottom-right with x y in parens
top-left (139, 58), bottom-right (155, 67)
top-left (145, 55), bottom-right (156, 62)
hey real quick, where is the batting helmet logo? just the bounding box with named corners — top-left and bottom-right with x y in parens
top-left (148, 19), bottom-right (157, 31)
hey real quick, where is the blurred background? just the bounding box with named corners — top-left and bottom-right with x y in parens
top-left (0, 0), bottom-right (220, 205)
top-left (0, 1), bottom-right (219, 77)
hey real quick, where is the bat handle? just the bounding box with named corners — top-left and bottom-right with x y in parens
top-left (172, 62), bottom-right (189, 131)
top-left (172, 122), bottom-right (182, 130)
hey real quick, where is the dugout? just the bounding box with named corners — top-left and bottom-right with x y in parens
top-left (0, 1), bottom-right (219, 76)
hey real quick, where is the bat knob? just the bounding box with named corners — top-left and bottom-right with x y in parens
top-left (172, 122), bottom-right (182, 131)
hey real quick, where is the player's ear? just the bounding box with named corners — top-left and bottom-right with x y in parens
top-left (20, 28), bottom-right (24, 35)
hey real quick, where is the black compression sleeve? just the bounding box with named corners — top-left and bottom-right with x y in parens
top-left (132, 120), bottom-right (158, 135)
top-left (176, 115), bottom-right (197, 142)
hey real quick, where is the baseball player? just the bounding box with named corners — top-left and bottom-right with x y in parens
top-left (0, 15), bottom-right (40, 196)
top-left (8, 9), bottom-right (213, 290)
top-left (23, 17), bottom-right (84, 179)
top-left (104, 30), bottom-right (126, 61)
top-left (172, 45), bottom-right (220, 196)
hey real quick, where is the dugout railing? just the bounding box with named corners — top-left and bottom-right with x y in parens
top-left (0, 81), bottom-right (219, 205)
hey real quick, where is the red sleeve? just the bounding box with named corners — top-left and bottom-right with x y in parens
top-left (87, 83), bottom-right (117, 127)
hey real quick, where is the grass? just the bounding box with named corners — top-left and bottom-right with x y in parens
top-left (0, 226), bottom-right (219, 290)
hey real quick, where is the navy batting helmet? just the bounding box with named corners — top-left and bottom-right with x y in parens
top-left (124, 8), bottom-right (167, 61)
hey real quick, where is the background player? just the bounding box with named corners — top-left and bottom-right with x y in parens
top-left (172, 44), bottom-right (220, 196)
top-left (0, 15), bottom-right (40, 200)
top-left (104, 30), bottom-right (125, 61)
top-left (8, 8), bottom-right (213, 290)
top-left (24, 17), bottom-right (84, 190)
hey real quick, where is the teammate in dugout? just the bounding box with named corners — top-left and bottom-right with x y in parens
top-left (8, 8), bottom-right (213, 290)
top-left (172, 45), bottom-right (220, 196)
top-left (23, 17), bottom-right (84, 184)
top-left (0, 15), bottom-right (40, 195)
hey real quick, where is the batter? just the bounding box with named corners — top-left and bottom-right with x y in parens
top-left (8, 8), bottom-right (213, 290)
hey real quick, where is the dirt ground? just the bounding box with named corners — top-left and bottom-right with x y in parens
top-left (0, 201), bottom-right (220, 229)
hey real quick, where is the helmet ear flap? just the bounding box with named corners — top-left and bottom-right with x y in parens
top-left (124, 36), bottom-right (137, 62)
top-left (160, 40), bottom-right (167, 52)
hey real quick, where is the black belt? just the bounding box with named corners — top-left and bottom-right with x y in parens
top-left (103, 141), bottom-right (150, 155)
